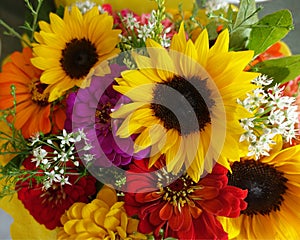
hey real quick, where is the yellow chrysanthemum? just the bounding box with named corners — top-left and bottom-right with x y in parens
top-left (57, 185), bottom-right (146, 240)
top-left (111, 22), bottom-right (259, 182)
top-left (31, 6), bottom-right (121, 102)
top-left (220, 143), bottom-right (300, 239)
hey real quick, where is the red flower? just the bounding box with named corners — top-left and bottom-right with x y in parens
top-left (16, 152), bottom-right (96, 230)
top-left (124, 158), bottom-right (247, 239)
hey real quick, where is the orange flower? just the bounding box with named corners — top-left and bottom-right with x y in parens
top-left (0, 47), bottom-right (65, 138)
top-left (247, 41), bottom-right (292, 70)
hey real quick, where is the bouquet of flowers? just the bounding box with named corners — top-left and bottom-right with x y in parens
top-left (0, 0), bottom-right (300, 239)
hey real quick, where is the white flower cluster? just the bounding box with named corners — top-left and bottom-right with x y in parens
top-left (69, 0), bottom-right (103, 14)
top-left (238, 75), bottom-right (299, 159)
top-left (121, 10), bottom-right (172, 48)
top-left (29, 129), bottom-right (94, 190)
top-left (205, 0), bottom-right (229, 12)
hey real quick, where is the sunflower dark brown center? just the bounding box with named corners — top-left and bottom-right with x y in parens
top-left (228, 160), bottom-right (288, 216)
top-left (29, 81), bottom-right (49, 106)
top-left (151, 75), bottom-right (214, 135)
top-left (95, 103), bottom-right (112, 124)
top-left (60, 38), bottom-right (98, 79)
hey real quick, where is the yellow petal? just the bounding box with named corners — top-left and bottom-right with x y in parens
top-left (209, 28), bottom-right (229, 56)
top-left (104, 216), bottom-right (120, 231)
top-left (81, 203), bottom-right (99, 219)
top-left (93, 208), bottom-right (109, 227)
top-left (64, 219), bottom-right (80, 235)
top-left (134, 124), bottom-right (166, 152)
top-left (67, 202), bottom-right (86, 219)
top-left (111, 102), bottom-right (150, 119)
top-left (146, 39), bottom-right (175, 81)
top-left (170, 21), bottom-right (187, 52)
top-left (0, 193), bottom-right (58, 240)
top-left (96, 185), bottom-right (117, 208)
top-left (194, 28), bottom-right (209, 67)
top-left (113, 84), bottom-right (154, 102)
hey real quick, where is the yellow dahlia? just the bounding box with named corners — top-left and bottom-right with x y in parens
top-left (220, 143), bottom-right (300, 239)
top-left (111, 23), bottom-right (259, 182)
top-left (57, 185), bottom-right (146, 239)
top-left (31, 6), bottom-right (121, 102)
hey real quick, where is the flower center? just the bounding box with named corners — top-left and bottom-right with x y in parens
top-left (151, 75), bottom-right (214, 135)
top-left (228, 160), bottom-right (288, 216)
top-left (29, 81), bottom-right (49, 106)
top-left (60, 38), bottom-right (99, 79)
top-left (95, 102), bottom-right (112, 124)
top-left (41, 183), bottom-right (67, 205)
top-left (157, 170), bottom-right (198, 208)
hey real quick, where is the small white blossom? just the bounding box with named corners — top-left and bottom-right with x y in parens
top-left (31, 146), bottom-right (48, 167)
top-left (251, 74), bottom-right (273, 86)
top-left (59, 176), bottom-right (72, 186)
top-left (238, 75), bottom-right (298, 159)
top-left (57, 129), bottom-right (76, 147)
top-left (124, 13), bottom-right (140, 30)
top-left (29, 132), bottom-right (40, 146)
top-left (205, 0), bottom-right (228, 12)
top-left (45, 170), bottom-right (61, 182)
top-left (83, 154), bottom-right (95, 162)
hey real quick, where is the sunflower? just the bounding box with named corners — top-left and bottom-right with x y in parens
top-left (31, 6), bottom-right (121, 102)
top-left (0, 47), bottom-right (65, 139)
top-left (220, 143), bottom-right (300, 239)
top-left (111, 22), bottom-right (260, 182)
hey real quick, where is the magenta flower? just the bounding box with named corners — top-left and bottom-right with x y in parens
top-left (65, 64), bottom-right (148, 167)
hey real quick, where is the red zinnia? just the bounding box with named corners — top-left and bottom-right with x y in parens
top-left (16, 153), bottom-right (96, 230)
top-left (124, 158), bottom-right (247, 239)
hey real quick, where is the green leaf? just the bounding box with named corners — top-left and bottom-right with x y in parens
top-left (251, 55), bottom-right (300, 85)
top-left (247, 9), bottom-right (293, 57)
top-left (229, 0), bottom-right (259, 50)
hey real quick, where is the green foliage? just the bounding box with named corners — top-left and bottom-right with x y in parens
top-left (251, 55), bottom-right (300, 85)
top-left (229, 0), bottom-right (259, 50)
top-left (247, 10), bottom-right (293, 57)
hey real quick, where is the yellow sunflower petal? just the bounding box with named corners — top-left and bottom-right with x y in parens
top-left (209, 28), bottom-right (229, 56)
top-left (170, 21), bottom-right (187, 53)
top-left (146, 39), bottom-right (175, 81)
top-left (113, 84), bottom-right (154, 102)
top-left (194, 28), bottom-right (209, 67)
top-left (134, 124), bottom-right (166, 152)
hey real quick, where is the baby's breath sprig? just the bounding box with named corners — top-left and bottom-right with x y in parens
top-left (152, 0), bottom-right (166, 44)
top-left (28, 129), bottom-right (94, 190)
top-left (238, 75), bottom-right (299, 159)
top-left (0, 128), bottom-right (94, 198)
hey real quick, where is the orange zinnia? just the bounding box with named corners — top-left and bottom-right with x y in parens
top-left (0, 47), bottom-right (66, 138)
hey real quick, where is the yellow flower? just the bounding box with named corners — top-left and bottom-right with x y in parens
top-left (111, 22), bottom-right (259, 182)
top-left (31, 6), bottom-right (121, 102)
top-left (0, 186), bottom-right (57, 240)
top-left (57, 185), bottom-right (146, 239)
top-left (54, 0), bottom-right (195, 14)
top-left (220, 143), bottom-right (300, 239)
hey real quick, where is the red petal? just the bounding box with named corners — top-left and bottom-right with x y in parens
top-left (168, 207), bottom-right (184, 231)
top-left (159, 203), bottom-right (173, 220)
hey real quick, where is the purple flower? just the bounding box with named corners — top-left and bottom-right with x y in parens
top-left (65, 64), bottom-right (148, 167)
